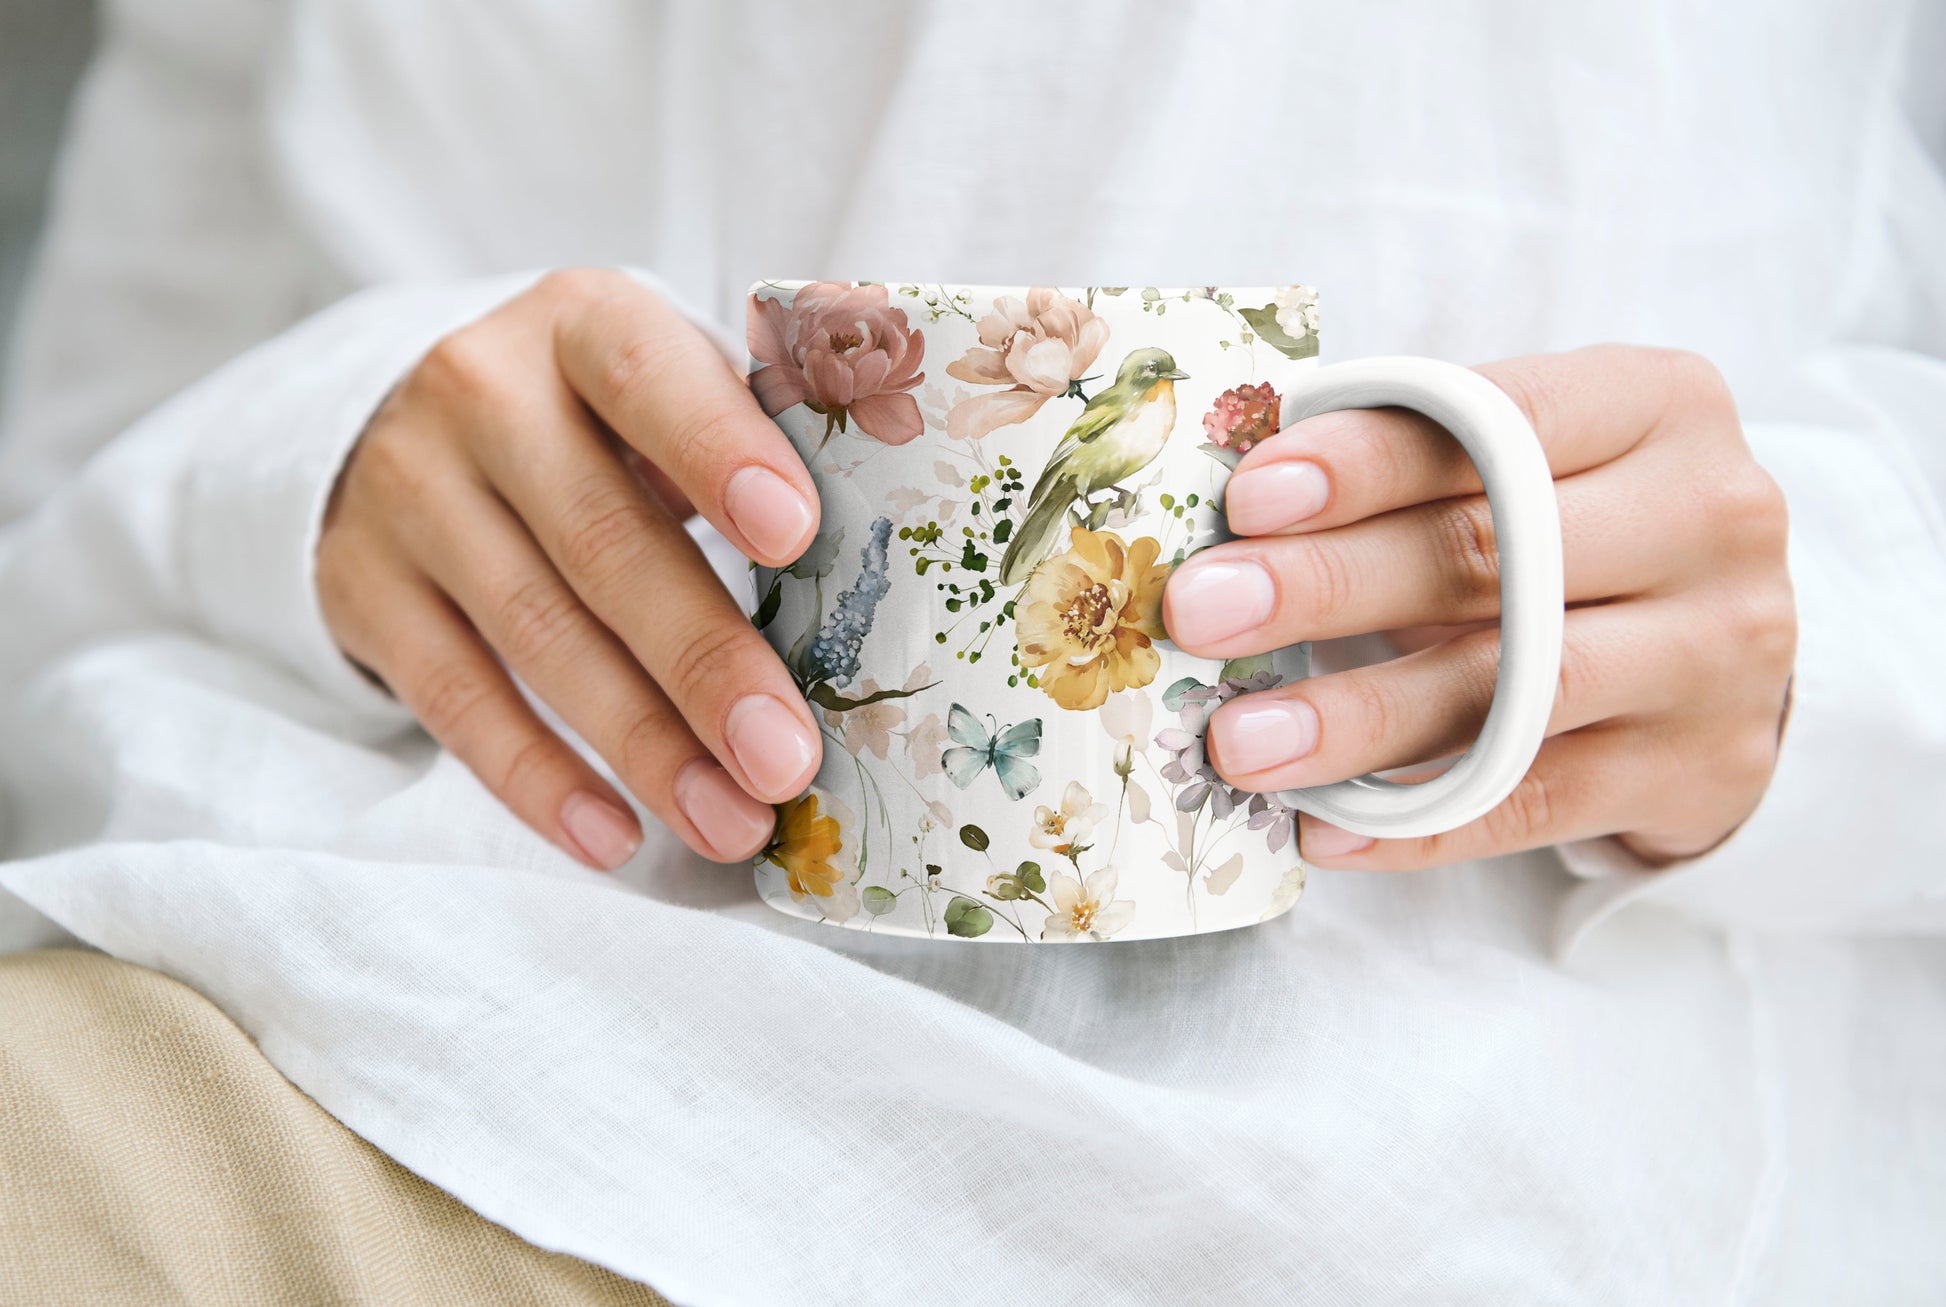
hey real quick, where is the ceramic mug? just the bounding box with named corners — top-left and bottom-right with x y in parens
top-left (746, 282), bottom-right (1561, 942)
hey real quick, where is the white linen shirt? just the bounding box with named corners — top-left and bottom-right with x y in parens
top-left (1, 2), bottom-right (1942, 1303)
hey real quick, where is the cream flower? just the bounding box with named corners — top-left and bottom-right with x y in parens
top-left (1040, 868), bottom-right (1137, 941)
top-left (906, 712), bottom-right (950, 779)
top-left (1272, 285), bottom-right (1320, 340)
top-left (1015, 528), bottom-right (1171, 711)
top-left (944, 288), bottom-right (1109, 440)
top-left (1029, 781), bottom-right (1108, 854)
top-left (1099, 691), bottom-right (1154, 772)
top-left (824, 679), bottom-right (905, 759)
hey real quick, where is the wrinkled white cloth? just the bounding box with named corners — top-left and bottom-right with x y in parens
top-left (3, 1), bottom-right (1944, 1303)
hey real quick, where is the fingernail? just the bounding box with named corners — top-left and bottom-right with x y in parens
top-left (674, 759), bottom-right (778, 859)
top-left (1302, 820), bottom-right (1375, 860)
top-left (725, 694), bottom-right (822, 799)
top-left (1212, 699), bottom-right (1320, 775)
top-left (560, 791), bottom-right (641, 870)
top-left (724, 466), bottom-right (815, 560)
top-left (1226, 459), bottom-right (1330, 534)
top-left (1165, 559), bottom-right (1277, 647)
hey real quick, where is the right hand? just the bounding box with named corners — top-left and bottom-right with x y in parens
top-left (318, 269), bottom-right (825, 869)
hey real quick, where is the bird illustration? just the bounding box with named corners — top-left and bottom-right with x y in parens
top-left (996, 347), bottom-right (1189, 586)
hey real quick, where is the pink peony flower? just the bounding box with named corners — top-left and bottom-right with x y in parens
top-left (1202, 382), bottom-right (1282, 454)
top-left (944, 288), bottom-right (1110, 440)
top-left (748, 282), bottom-right (926, 446)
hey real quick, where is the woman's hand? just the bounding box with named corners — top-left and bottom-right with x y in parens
top-left (319, 269), bottom-right (824, 870)
top-left (1163, 345), bottom-right (1796, 869)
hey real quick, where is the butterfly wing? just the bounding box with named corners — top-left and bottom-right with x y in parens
top-left (992, 752), bottom-right (1043, 802)
top-left (946, 703), bottom-right (990, 750)
top-left (994, 717), bottom-right (1043, 759)
top-left (941, 746), bottom-right (991, 790)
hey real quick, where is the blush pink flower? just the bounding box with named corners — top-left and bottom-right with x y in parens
top-left (1202, 382), bottom-right (1282, 454)
top-left (748, 282), bottom-right (926, 446)
top-left (944, 289), bottom-right (1110, 440)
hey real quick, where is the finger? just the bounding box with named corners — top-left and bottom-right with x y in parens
top-left (1224, 344), bottom-right (1734, 536)
top-left (1295, 725), bottom-right (1667, 870)
top-left (330, 562), bottom-right (644, 871)
top-left (545, 268), bottom-right (821, 567)
top-left (400, 475), bottom-right (779, 862)
top-left (1166, 457), bottom-right (1701, 657)
top-left (466, 392), bottom-right (823, 807)
top-left (1204, 601), bottom-right (1688, 793)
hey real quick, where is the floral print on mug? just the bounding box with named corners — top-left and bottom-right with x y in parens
top-left (749, 283), bottom-right (1320, 941)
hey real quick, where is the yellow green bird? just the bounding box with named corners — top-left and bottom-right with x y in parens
top-left (997, 347), bottom-right (1189, 586)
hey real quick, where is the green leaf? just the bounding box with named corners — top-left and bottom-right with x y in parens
top-left (1197, 441), bottom-right (1243, 472)
top-left (959, 824), bottom-right (990, 852)
top-left (1219, 654), bottom-right (1275, 682)
top-left (1016, 860), bottom-right (1045, 893)
top-left (1162, 677), bottom-right (1207, 711)
top-left (786, 528), bottom-right (844, 580)
top-left (991, 519), bottom-right (1012, 544)
top-left (1237, 305), bottom-right (1320, 360)
top-left (1139, 287), bottom-right (1162, 301)
top-left (862, 886), bottom-right (898, 915)
top-left (750, 577), bottom-right (784, 630)
top-left (944, 896), bottom-right (994, 937)
top-left (807, 682), bottom-right (939, 712)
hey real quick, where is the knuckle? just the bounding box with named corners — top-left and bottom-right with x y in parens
top-left (495, 576), bottom-right (589, 666)
top-left (599, 329), bottom-right (682, 411)
top-left (496, 733), bottom-right (565, 799)
top-left (1434, 497), bottom-right (1502, 612)
top-left (1339, 672), bottom-right (1405, 755)
top-left (615, 707), bottom-right (683, 800)
top-left (660, 404), bottom-right (747, 483)
top-left (1292, 539), bottom-right (1359, 629)
top-left (1719, 465), bottom-right (1790, 554)
top-left (1487, 768), bottom-right (1557, 848)
top-left (414, 328), bottom-right (505, 402)
top-left (535, 266), bottom-right (611, 305)
top-left (413, 661), bottom-right (495, 741)
top-left (660, 618), bottom-right (754, 711)
top-left (1659, 347), bottom-right (1735, 413)
top-left (557, 479), bottom-right (655, 581)
top-left (1486, 358), bottom-right (1562, 437)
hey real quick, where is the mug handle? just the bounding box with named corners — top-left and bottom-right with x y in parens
top-left (1268, 357), bottom-right (1564, 840)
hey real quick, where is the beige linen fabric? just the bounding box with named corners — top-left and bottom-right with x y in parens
top-left (0, 949), bottom-right (668, 1307)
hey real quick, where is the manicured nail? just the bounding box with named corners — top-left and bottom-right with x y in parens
top-left (1165, 559), bottom-right (1277, 647)
top-left (724, 466), bottom-right (814, 561)
top-left (1211, 698), bottom-right (1320, 775)
top-left (674, 759), bottom-right (778, 859)
top-left (1302, 820), bottom-right (1375, 860)
top-left (724, 694), bottom-right (821, 799)
top-left (559, 791), bottom-right (641, 870)
top-left (1226, 459), bottom-right (1330, 534)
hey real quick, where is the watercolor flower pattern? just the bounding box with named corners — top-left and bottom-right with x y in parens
top-left (1203, 382), bottom-right (1281, 454)
top-left (1029, 782), bottom-right (1109, 855)
top-left (748, 282), bottom-right (926, 447)
top-left (762, 791), bottom-right (851, 902)
top-left (750, 283), bottom-right (1319, 942)
top-left (1041, 868), bottom-right (1137, 941)
top-left (945, 289), bottom-right (1109, 440)
top-left (1015, 527), bottom-right (1171, 711)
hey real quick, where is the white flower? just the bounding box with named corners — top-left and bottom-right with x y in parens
top-left (1029, 781), bottom-right (1108, 853)
top-left (1272, 285), bottom-right (1320, 339)
top-left (1099, 691), bottom-right (1154, 774)
top-left (1259, 862), bottom-right (1308, 922)
top-left (1041, 868), bottom-right (1137, 941)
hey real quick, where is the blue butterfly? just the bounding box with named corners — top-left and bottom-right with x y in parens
top-left (941, 704), bottom-right (1043, 801)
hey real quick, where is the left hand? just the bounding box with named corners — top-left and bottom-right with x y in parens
top-left (1162, 344), bottom-right (1796, 870)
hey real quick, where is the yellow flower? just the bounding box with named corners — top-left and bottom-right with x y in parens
top-left (759, 792), bottom-right (846, 900)
top-left (1015, 527), bottom-right (1171, 711)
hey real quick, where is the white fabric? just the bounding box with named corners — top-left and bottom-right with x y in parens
top-left (2, 1), bottom-right (1944, 1302)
